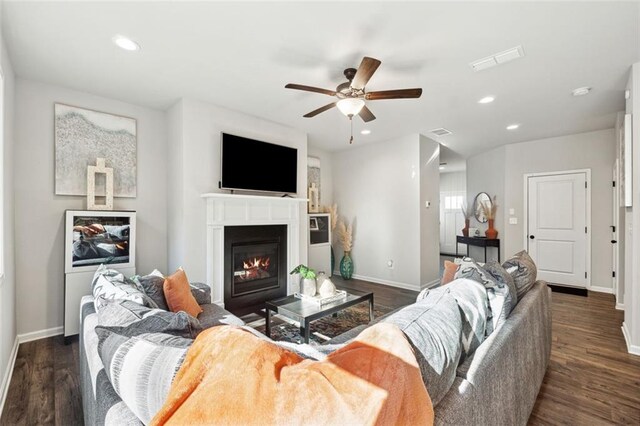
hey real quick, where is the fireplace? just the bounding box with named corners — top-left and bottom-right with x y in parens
top-left (224, 225), bottom-right (287, 314)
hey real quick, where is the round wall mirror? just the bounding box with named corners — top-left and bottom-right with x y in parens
top-left (474, 192), bottom-right (492, 223)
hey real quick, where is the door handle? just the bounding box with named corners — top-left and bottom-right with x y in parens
top-left (611, 240), bottom-right (618, 244)
top-left (529, 235), bottom-right (535, 240)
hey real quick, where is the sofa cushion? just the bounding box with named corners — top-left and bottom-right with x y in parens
top-left (131, 270), bottom-right (168, 310)
top-left (189, 282), bottom-right (212, 305)
top-left (96, 298), bottom-right (164, 327)
top-left (483, 261), bottom-right (518, 315)
top-left (163, 269), bottom-right (203, 318)
top-left (92, 265), bottom-right (156, 311)
top-left (96, 329), bottom-right (192, 425)
top-left (383, 289), bottom-right (462, 407)
top-left (453, 257), bottom-right (510, 335)
top-left (198, 303), bottom-right (245, 329)
top-left (502, 250), bottom-right (538, 300)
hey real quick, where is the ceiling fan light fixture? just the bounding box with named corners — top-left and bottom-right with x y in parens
top-left (336, 98), bottom-right (365, 117)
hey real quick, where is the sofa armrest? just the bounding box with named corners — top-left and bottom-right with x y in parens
top-left (190, 282), bottom-right (211, 305)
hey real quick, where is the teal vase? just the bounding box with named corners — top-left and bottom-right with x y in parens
top-left (340, 251), bottom-right (354, 280)
top-left (330, 246), bottom-right (335, 275)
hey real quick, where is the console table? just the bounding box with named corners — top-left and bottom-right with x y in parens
top-left (456, 236), bottom-right (501, 262)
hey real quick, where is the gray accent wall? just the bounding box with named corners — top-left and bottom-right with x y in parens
top-left (13, 79), bottom-right (168, 335)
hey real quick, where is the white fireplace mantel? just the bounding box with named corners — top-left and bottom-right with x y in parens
top-left (201, 193), bottom-right (307, 306)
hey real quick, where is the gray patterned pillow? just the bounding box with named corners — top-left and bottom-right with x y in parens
top-left (92, 265), bottom-right (158, 311)
top-left (502, 250), bottom-right (537, 300)
top-left (384, 289), bottom-right (462, 407)
top-left (100, 309), bottom-right (203, 339)
top-left (96, 298), bottom-right (164, 327)
top-left (454, 257), bottom-right (510, 335)
top-left (131, 269), bottom-right (169, 310)
top-left (483, 261), bottom-right (518, 315)
top-left (96, 329), bottom-right (192, 425)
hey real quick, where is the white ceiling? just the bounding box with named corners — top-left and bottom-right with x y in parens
top-left (2, 1), bottom-right (638, 158)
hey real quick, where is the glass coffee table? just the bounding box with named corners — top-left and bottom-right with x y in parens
top-left (265, 291), bottom-right (374, 344)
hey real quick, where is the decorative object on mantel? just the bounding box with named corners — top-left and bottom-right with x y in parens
top-left (86, 158), bottom-right (114, 210)
top-left (461, 201), bottom-right (473, 237)
top-left (55, 103), bottom-right (137, 197)
top-left (481, 195), bottom-right (499, 239)
top-left (308, 183), bottom-right (319, 213)
top-left (290, 264), bottom-right (317, 296)
top-left (337, 219), bottom-right (354, 280)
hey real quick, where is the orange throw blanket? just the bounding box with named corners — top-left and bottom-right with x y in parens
top-left (151, 323), bottom-right (433, 426)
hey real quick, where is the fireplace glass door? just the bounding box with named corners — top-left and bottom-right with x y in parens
top-left (232, 242), bottom-right (280, 296)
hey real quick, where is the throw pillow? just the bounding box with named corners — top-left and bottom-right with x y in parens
top-left (131, 269), bottom-right (169, 310)
top-left (92, 265), bottom-right (157, 311)
top-left (441, 260), bottom-right (458, 285)
top-left (383, 289), bottom-right (462, 407)
top-left (164, 268), bottom-right (203, 318)
top-left (454, 257), bottom-right (510, 335)
top-left (483, 260), bottom-right (518, 314)
top-left (96, 329), bottom-right (192, 425)
top-left (96, 297), bottom-right (163, 327)
top-left (502, 250), bottom-right (538, 300)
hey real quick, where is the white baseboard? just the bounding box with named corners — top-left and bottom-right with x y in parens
top-left (621, 321), bottom-right (640, 356)
top-left (333, 271), bottom-right (421, 292)
top-left (616, 302), bottom-right (625, 311)
top-left (420, 279), bottom-right (440, 290)
top-left (589, 285), bottom-right (614, 294)
top-left (17, 326), bottom-right (63, 344)
top-left (0, 335), bottom-right (19, 416)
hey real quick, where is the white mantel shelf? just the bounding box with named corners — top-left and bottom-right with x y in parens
top-left (202, 192), bottom-right (307, 307)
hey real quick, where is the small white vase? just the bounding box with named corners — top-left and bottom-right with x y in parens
top-left (318, 278), bottom-right (336, 298)
top-left (301, 278), bottom-right (317, 296)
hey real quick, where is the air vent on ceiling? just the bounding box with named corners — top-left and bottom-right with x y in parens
top-left (470, 45), bottom-right (525, 72)
top-left (430, 128), bottom-right (452, 136)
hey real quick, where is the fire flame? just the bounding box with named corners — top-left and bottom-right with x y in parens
top-left (243, 257), bottom-right (271, 270)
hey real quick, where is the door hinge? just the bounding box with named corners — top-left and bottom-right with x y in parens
top-left (585, 272), bottom-right (588, 279)
top-left (613, 271), bottom-right (616, 278)
top-left (585, 181), bottom-right (588, 189)
top-left (613, 181), bottom-right (616, 187)
top-left (585, 226), bottom-right (588, 234)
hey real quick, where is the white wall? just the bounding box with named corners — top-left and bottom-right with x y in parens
top-left (307, 145), bottom-right (333, 206)
top-left (332, 134), bottom-right (439, 290)
top-left (440, 171), bottom-right (466, 193)
top-left (467, 129), bottom-right (616, 287)
top-left (13, 79), bottom-right (168, 335)
top-left (0, 9), bottom-right (17, 405)
top-left (419, 135), bottom-right (441, 286)
top-left (166, 98), bottom-right (308, 283)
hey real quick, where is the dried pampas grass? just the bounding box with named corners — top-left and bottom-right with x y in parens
top-left (337, 220), bottom-right (353, 252)
top-left (481, 195), bottom-right (498, 220)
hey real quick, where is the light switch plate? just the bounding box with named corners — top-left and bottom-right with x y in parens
top-left (509, 217), bottom-right (518, 225)
top-left (509, 208), bottom-right (515, 215)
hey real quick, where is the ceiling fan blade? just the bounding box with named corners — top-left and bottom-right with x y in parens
top-left (365, 88), bottom-right (423, 100)
top-left (303, 102), bottom-right (337, 118)
top-left (351, 57), bottom-right (382, 90)
top-left (358, 105), bottom-right (376, 122)
top-left (285, 83), bottom-right (336, 96)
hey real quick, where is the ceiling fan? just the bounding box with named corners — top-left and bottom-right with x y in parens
top-left (285, 56), bottom-right (422, 143)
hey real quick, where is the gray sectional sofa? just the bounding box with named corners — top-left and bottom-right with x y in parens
top-left (80, 262), bottom-right (552, 425)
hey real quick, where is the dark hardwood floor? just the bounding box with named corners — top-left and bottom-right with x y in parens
top-left (1, 281), bottom-right (638, 425)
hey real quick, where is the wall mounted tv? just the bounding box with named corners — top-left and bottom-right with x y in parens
top-left (220, 133), bottom-right (298, 194)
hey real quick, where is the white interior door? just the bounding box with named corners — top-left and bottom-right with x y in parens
top-left (439, 192), bottom-right (465, 255)
top-left (612, 162), bottom-right (619, 293)
top-left (527, 172), bottom-right (588, 287)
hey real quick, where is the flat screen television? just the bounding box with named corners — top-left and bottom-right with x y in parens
top-left (220, 133), bottom-right (298, 194)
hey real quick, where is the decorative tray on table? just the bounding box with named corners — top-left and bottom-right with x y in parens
top-left (294, 290), bottom-right (348, 307)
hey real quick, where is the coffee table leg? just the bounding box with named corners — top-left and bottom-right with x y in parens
top-left (302, 319), bottom-right (310, 344)
top-left (265, 308), bottom-right (271, 339)
top-left (369, 295), bottom-right (375, 322)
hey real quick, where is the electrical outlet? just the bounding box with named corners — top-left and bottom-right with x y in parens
top-left (387, 260), bottom-right (394, 269)
top-left (509, 217), bottom-right (518, 225)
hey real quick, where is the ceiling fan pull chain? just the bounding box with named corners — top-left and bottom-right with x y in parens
top-left (349, 117), bottom-right (354, 144)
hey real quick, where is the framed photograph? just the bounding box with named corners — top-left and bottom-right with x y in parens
top-left (55, 103), bottom-right (137, 197)
top-left (309, 217), bottom-right (319, 231)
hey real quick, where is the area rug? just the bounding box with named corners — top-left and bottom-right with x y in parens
top-left (247, 301), bottom-right (394, 345)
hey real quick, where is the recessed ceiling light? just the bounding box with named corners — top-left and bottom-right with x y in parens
top-left (478, 96), bottom-right (495, 104)
top-left (360, 129), bottom-right (371, 135)
top-left (572, 87), bottom-right (591, 96)
top-left (506, 124), bottom-right (520, 130)
top-left (112, 35), bottom-right (140, 51)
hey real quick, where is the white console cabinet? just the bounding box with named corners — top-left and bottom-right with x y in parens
top-left (308, 213), bottom-right (332, 276)
top-left (64, 210), bottom-right (136, 341)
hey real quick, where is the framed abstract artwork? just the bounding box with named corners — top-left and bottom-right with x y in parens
top-left (55, 103), bottom-right (137, 197)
